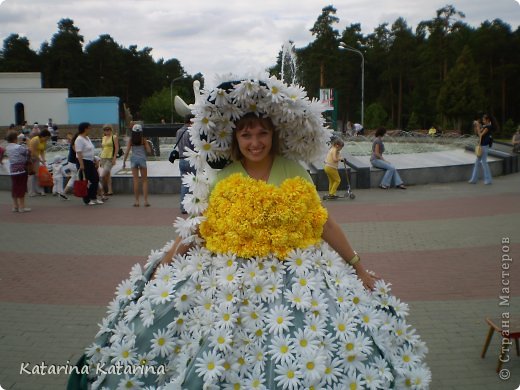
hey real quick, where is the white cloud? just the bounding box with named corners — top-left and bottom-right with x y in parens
top-left (0, 0), bottom-right (518, 87)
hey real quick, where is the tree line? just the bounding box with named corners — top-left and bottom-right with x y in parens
top-left (1, 5), bottom-right (519, 136)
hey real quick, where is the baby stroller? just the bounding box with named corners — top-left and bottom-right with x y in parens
top-left (322, 159), bottom-right (356, 200)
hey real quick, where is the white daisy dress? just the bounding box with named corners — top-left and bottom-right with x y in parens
top-left (77, 156), bottom-right (431, 390)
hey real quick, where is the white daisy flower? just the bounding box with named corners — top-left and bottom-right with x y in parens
top-left (293, 328), bottom-right (319, 355)
top-left (220, 101), bottom-right (244, 121)
top-left (123, 301), bottom-right (141, 323)
top-left (265, 76), bottom-right (287, 103)
top-left (373, 280), bottom-right (392, 297)
top-left (250, 343), bottom-right (267, 371)
top-left (209, 328), bottom-right (233, 352)
top-left (347, 288), bottom-right (369, 307)
top-left (264, 258), bottom-right (285, 277)
top-left (408, 365), bottom-right (432, 389)
top-left (129, 263), bottom-right (145, 284)
top-left (196, 293), bottom-right (215, 314)
top-left (217, 264), bottom-right (242, 287)
top-left (338, 372), bottom-right (365, 390)
top-left (285, 249), bottom-right (313, 276)
top-left (274, 361), bottom-right (302, 390)
top-left (394, 345), bottom-right (420, 369)
top-left (217, 286), bottom-right (240, 305)
top-left (136, 351), bottom-right (158, 374)
top-left (389, 296), bottom-right (410, 318)
top-left (265, 276), bottom-right (283, 303)
top-left (110, 341), bottom-right (137, 365)
top-left (182, 193), bottom-right (209, 216)
top-left (209, 88), bottom-right (230, 107)
top-left (231, 79), bottom-right (262, 100)
top-left (191, 113), bottom-right (215, 136)
top-left (304, 315), bottom-right (326, 338)
top-left (308, 290), bottom-right (328, 317)
top-left (244, 371), bottom-right (266, 390)
top-left (292, 272), bottom-right (319, 292)
top-left (240, 304), bottom-right (267, 330)
top-left (150, 329), bottom-right (175, 358)
top-left (154, 264), bottom-right (174, 283)
top-left (201, 269), bottom-right (219, 294)
top-left (359, 307), bottom-right (382, 332)
top-left (242, 260), bottom-right (261, 280)
top-left (249, 277), bottom-right (271, 302)
top-left (167, 312), bottom-right (187, 335)
top-left (85, 342), bottom-right (103, 363)
top-left (300, 351), bottom-right (326, 383)
top-left (359, 365), bottom-right (383, 390)
top-left (107, 298), bottom-right (121, 321)
top-left (174, 285), bottom-right (196, 313)
top-left (372, 356), bottom-right (394, 383)
top-left (139, 301), bottom-right (155, 328)
top-left (332, 312), bottom-right (358, 340)
top-left (95, 317), bottom-right (112, 338)
top-left (321, 356), bottom-right (343, 386)
top-left (285, 286), bottom-right (311, 310)
top-left (115, 375), bottom-right (144, 390)
top-left (115, 279), bottom-right (136, 302)
top-left (269, 334), bottom-right (295, 365)
top-left (394, 319), bottom-right (412, 341)
top-left (264, 305), bottom-right (294, 336)
top-left (148, 280), bottom-right (174, 305)
top-left (109, 322), bottom-right (135, 345)
top-left (212, 302), bottom-right (237, 330)
top-left (194, 350), bottom-right (225, 384)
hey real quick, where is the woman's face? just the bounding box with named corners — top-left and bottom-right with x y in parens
top-left (236, 122), bottom-right (273, 164)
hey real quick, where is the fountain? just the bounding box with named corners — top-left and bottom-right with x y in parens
top-left (280, 41), bottom-right (298, 85)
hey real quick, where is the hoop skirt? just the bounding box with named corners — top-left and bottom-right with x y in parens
top-left (79, 174), bottom-right (431, 389)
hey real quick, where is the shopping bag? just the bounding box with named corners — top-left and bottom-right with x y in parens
top-left (73, 172), bottom-right (88, 198)
top-left (38, 165), bottom-right (53, 187)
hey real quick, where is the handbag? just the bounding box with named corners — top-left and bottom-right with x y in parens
top-left (112, 135), bottom-right (124, 158)
top-left (73, 171), bottom-right (88, 198)
top-left (475, 135), bottom-right (483, 157)
top-left (25, 159), bottom-right (35, 175)
top-left (168, 131), bottom-right (184, 164)
top-left (38, 165), bottom-right (53, 187)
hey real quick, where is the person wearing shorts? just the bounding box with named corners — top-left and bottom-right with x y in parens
top-left (122, 124), bottom-right (152, 207)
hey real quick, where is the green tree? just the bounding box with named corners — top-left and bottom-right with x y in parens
top-left (40, 18), bottom-right (86, 95)
top-left (84, 34), bottom-right (127, 97)
top-left (437, 46), bottom-right (484, 132)
top-left (364, 102), bottom-right (387, 129)
top-left (0, 34), bottom-right (39, 72)
top-left (388, 18), bottom-right (417, 128)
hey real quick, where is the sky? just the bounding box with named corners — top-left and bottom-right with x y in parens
top-left (0, 0), bottom-right (519, 87)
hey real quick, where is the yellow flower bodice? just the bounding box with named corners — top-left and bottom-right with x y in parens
top-left (199, 174), bottom-right (328, 259)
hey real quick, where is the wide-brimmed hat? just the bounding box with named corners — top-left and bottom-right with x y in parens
top-left (175, 74), bottom-right (332, 241)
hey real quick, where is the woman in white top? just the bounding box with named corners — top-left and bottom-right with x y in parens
top-left (74, 122), bottom-right (103, 205)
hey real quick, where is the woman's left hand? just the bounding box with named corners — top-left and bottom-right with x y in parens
top-left (356, 267), bottom-right (381, 291)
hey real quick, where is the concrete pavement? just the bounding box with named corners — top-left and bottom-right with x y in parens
top-left (0, 174), bottom-right (519, 389)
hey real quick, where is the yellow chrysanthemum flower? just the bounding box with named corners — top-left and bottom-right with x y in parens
top-left (200, 174), bottom-right (327, 259)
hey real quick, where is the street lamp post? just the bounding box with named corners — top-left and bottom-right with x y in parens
top-left (169, 75), bottom-right (185, 124)
top-left (339, 42), bottom-right (365, 127)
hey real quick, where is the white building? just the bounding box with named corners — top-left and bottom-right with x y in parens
top-left (0, 72), bottom-right (69, 126)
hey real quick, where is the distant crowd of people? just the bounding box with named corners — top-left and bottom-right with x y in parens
top-left (1, 113), bottom-right (515, 213)
top-left (1, 119), bottom-right (157, 212)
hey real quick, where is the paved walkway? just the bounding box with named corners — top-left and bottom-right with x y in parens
top-left (0, 174), bottom-right (519, 389)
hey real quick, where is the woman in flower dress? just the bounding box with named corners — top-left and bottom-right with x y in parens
top-left (72, 76), bottom-right (430, 390)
